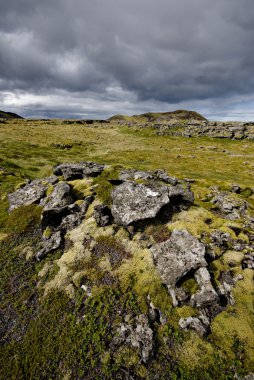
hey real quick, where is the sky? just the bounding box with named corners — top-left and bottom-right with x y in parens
top-left (0, 0), bottom-right (254, 120)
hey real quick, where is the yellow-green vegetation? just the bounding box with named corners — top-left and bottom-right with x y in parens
top-left (211, 270), bottom-right (254, 369)
top-left (92, 164), bottom-right (122, 205)
top-left (0, 118), bottom-right (254, 379)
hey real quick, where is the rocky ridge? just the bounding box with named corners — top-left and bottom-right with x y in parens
top-left (7, 161), bottom-right (254, 365)
top-left (146, 121), bottom-right (254, 140)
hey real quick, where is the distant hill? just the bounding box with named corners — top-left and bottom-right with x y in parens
top-left (108, 109), bottom-right (207, 123)
top-left (0, 110), bottom-right (23, 119)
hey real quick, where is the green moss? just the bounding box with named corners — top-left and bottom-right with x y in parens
top-left (181, 277), bottom-right (199, 296)
top-left (92, 165), bottom-right (122, 205)
top-left (177, 305), bottom-right (198, 319)
top-left (240, 187), bottom-right (253, 198)
top-left (5, 204), bottom-right (42, 234)
top-left (43, 226), bottom-right (52, 239)
top-left (68, 178), bottom-right (94, 198)
top-left (46, 183), bottom-right (54, 196)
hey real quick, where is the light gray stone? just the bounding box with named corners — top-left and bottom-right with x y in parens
top-left (111, 182), bottom-right (170, 226)
top-left (190, 267), bottom-right (219, 308)
top-left (115, 314), bottom-right (153, 363)
top-left (44, 182), bottom-right (73, 211)
top-left (36, 231), bottom-right (62, 260)
top-left (151, 229), bottom-right (207, 292)
top-left (8, 179), bottom-right (47, 212)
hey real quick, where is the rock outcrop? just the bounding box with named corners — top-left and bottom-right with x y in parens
top-left (53, 162), bottom-right (105, 180)
top-left (7, 161), bottom-right (252, 346)
top-left (111, 182), bottom-right (193, 226)
top-left (154, 121), bottom-right (254, 140)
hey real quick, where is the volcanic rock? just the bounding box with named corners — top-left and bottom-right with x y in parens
top-left (53, 162), bottom-right (105, 180)
top-left (151, 229), bottom-right (207, 294)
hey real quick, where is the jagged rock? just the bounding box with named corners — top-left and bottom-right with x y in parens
top-left (114, 314), bottom-right (153, 363)
top-left (36, 231), bottom-right (62, 260)
top-left (119, 168), bottom-right (178, 186)
top-left (43, 196), bottom-right (93, 230)
top-left (242, 251), bottom-right (254, 269)
top-left (190, 268), bottom-right (219, 308)
top-left (53, 162), bottom-right (105, 180)
top-left (40, 182), bottom-right (74, 227)
top-left (171, 287), bottom-right (189, 306)
top-left (111, 182), bottom-right (170, 226)
top-left (8, 179), bottom-right (48, 212)
top-left (211, 192), bottom-right (248, 220)
top-left (168, 184), bottom-right (194, 205)
top-left (164, 121), bottom-right (254, 141)
top-left (151, 230), bottom-right (207, 304)
top-left (179, 313), bottom-right (210, 337)
top-left (111, 182), bottom-right (193, 226)
top-left (210, 230), bottom-right (232, 252)
top-left (154, 169), bottom-right (178, 185)
top-left (216, 271), bottom-right (236, 305)
top-left (119, 169), bottom-right (154, 181)
top-left (231, 184), bottom-right (241, 194)
top-left (43, 182), bottom-right (73, 211)
top-left (60, 197), bottom-right (93, 231)
top-left (41, 205), bottom-right (71, 228)
top-left (93, 204), bottom-right (112, 227)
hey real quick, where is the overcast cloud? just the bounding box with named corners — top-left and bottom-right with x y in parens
top-left (0, 0), bottom-right (254, 120)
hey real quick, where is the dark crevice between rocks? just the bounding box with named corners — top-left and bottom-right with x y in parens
top-left (109, 179), bottom-right (124, 186)
top-left (147, 308), bottom-right (161, 362)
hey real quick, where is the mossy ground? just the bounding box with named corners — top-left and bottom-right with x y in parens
top-left (0, 119), bottom-right (254, 379)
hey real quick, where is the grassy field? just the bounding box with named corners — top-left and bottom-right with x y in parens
top-left (1, 118), bottom-right (254, 228)
top-left (0, 118), bottom-right (254, 379)
top-left (0, 118), bottom-right (253, 182)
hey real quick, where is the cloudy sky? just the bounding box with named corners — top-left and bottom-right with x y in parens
top-left (1, 0), bottom-right (254, 120)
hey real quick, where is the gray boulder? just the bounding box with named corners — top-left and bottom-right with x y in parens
top-left (60, 196), bottom-right (94, 231)
top-left (93, 204), bottom-right (112, 227)
top-left (111, 182), bottom-right (170, 226)
top-left (179, 314), bottom-right (210, 337)
top-left (190, 268), bottom-right (219, 308)
top-left (41, 182), bottom-right (74, 227)
top-left (211, 192), bottom-right (248, 220)
top-left (151, 230), bottom-right (207, 303)
top-left (8, 179), bottom-right (48, 212)
top-left (111, 182), bottom-right (193, 226)
top-left (43, 182), bottom-right (73, 211)
top-left (53, 162), bottom-right (105, 180)
top-left (36, 231), bottom-right (62, 260)
top-left (154, 169), bottom-right (178, 185)
top-left (119, 168), bottom-right (178, 186)
top-left (242, 251), bottom-right (254, 269)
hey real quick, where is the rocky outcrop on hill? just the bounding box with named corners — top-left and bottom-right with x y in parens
top-left (155, 120), bottom-right (254, 140)
top-left (6, 161), bottom-right (254, 367)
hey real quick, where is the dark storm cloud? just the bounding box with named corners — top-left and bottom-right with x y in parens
top-left (0, 0), bottom-right (254, 118)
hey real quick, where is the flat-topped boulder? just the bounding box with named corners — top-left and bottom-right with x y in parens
top-left (53, 162), bottom-right (105, 180)
top-left (111, 182), bottom-right (193, 226)
top-left (111, 182), bottom-right (170, 226)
